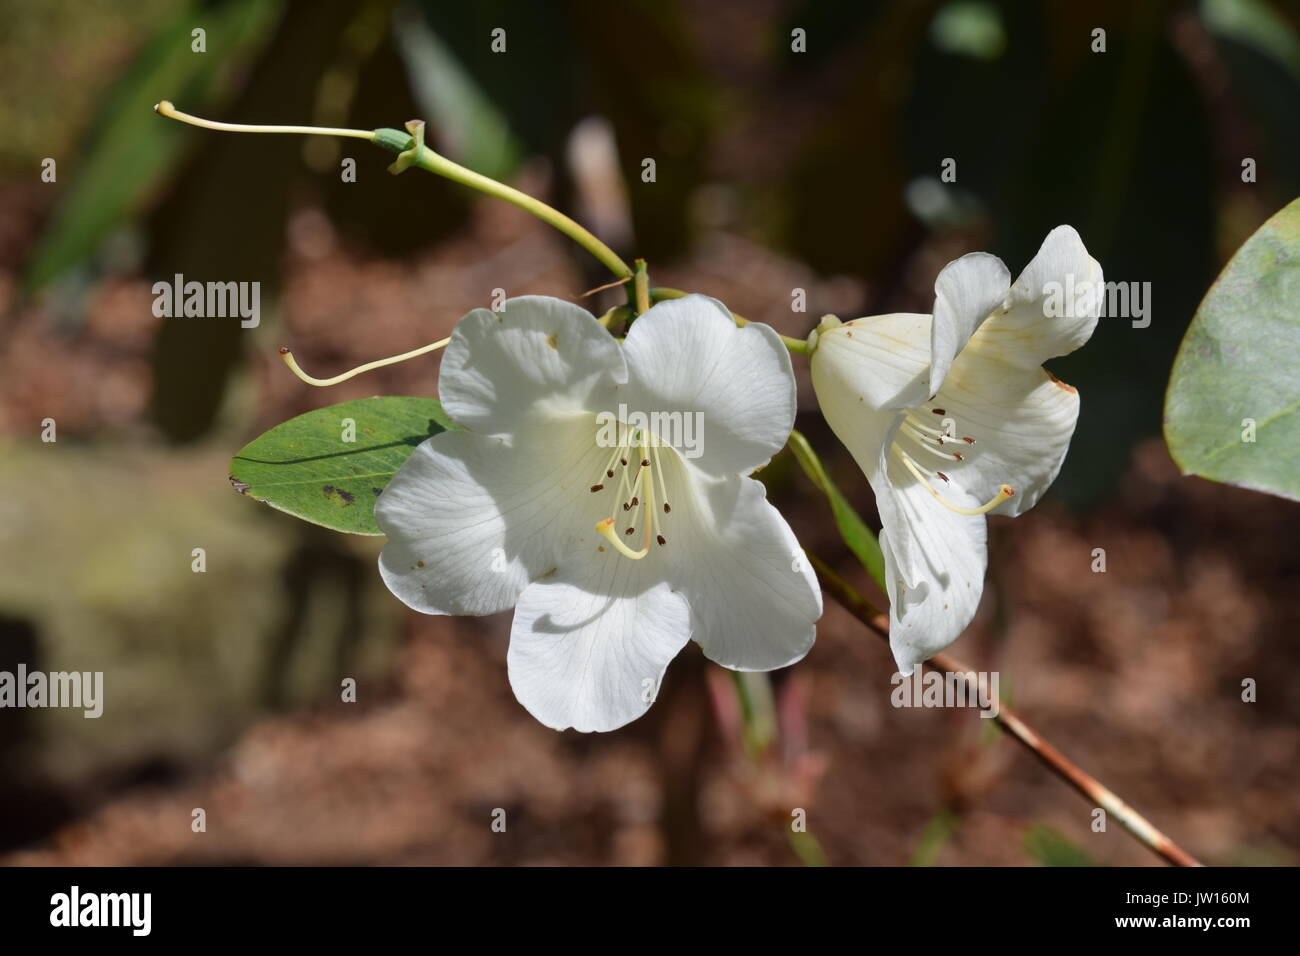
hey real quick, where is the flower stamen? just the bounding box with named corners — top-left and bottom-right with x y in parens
top-left (892, 448), bottom-right (1014, 516)
top-left (651, 443), bottom-right (672, 517)
top-left (593, 444), bottom-right (623, 484)
top-left (904, 419), bottom-right (952, 442)
top-left (906, 436), bottom-right (968, 463)
top-left (592, 422), bottom-right (673, 556)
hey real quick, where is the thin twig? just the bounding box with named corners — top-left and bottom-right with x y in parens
top-left (579, 276), bottom-right (631, 298)
top-left (809, 553), bottom-right (1203, 867)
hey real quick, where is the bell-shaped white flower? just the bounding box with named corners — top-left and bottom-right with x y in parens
top-left (809, 226), bottom-right (1102, 675)
top-left (376, 294), bottom-right (822, 732)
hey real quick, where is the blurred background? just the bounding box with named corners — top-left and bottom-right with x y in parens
top-left (1, 0), bottom-right (1297, 866)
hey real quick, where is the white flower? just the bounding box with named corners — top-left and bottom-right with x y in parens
top-left (809, 226), bottom-right (1102, 674)
top-left (376, 294), bottom-right (822, 732)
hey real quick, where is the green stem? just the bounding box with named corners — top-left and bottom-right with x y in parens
top-left (633, 259), bottom-right (651, 315)
top-left (787, 430), bottom-right (832, 496)
top-left (728, 669), bottom-right (825, 866)
top-left (650, 286), bottom-right (810, 354)
top-left (154, 103), bottom-right (634, 280)
top-left (597, 304), bottom-right (632, 329)
top-left (729, 670), bottom-right (776, 759)
top-left (787, 429), bottom-right (888, 589)
top-left (375, 128), bottom-right (632, 280)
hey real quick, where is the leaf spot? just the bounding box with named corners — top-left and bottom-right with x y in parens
top-left (322, 485), bottom-right (356, 506)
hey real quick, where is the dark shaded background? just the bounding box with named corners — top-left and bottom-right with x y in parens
top-left (0, 0), bottom-right (1297, 865)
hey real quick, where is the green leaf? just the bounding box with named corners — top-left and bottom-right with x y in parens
top-left (229, 397), bottom-right (456, 535)
top-left (24, 0), bottom-right (282, 294)
top-left (1202, 0), bottom-right (1300, 82)
top-left (1022, 823), bottom-right (1097, 867)
top-left (392, 8), bottom-right (522, 183)
top-left (1164, 197), bottom-right (1300, 502)
top-left (787, 430), bottom-right (887, 589)
top-left (909, 808), bottom-right (959, 867)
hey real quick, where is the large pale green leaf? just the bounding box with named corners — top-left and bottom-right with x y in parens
top-left (1164, 197), bottom-right (1300, 501)
top-left (229, 397), bottom-right (456, 535)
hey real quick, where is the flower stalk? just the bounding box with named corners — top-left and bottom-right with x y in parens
top-left (375, 124), bottom-right (633, 280)
top-left (633, 259), bottom-right (651, 316)
top-left (154, 102), bottom-right (633, 281)
top-left (808, 552), bottom-right (1203, 867)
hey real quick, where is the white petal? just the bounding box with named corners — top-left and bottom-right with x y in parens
top-left (619, 294), bottom-right (795, 477)
top-left (375, 416), bottom-right (600, 615)
top-left (929, 252), bottom-right (1011, 396)
top-left (805, 382), bottom-right (988, 671)
top-left (809, 326), bottom-right (906, 513)
top-left (932, 353), bottom-right (1081, 517)
top-left (666, 463), bottom-right (822, 670)
top-left (876, 455), bottom-right (988, 674)
top-left (439, 295), bottom-right (626, 435)
top-left (969, 225), bottom-right (1103, 367)
top-left (811, 312), bottom-right (933, 411)
top-left (880, 531), bottom-right (983, 676)
top-left (508, 553), bottom-right (690, 733)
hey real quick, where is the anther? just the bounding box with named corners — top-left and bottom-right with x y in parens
top-left (932, 408), bottom-right (946, 415)
top-left (963, 437), bottom-right (976, 444)
top-left (651, 444), bottom-right (672, 520)
top-left (937, 472), bottom-right (949, 482)
top-left (590, 484), bottom-right (604, 493)
top-left (596, 427), bottom-right (672, 561)
top-left (952, 452), bottom-right (964, 461)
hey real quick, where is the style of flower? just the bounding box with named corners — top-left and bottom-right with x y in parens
top-left (808, 226), bottom-right (1102, 674)
top-left (376, 294), bottom-right (822, 732)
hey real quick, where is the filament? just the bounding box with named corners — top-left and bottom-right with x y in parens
top-left (155, 100), bottom-right (376, 142)
top-left (651, 443), bottom-right (671, 517)
top-left (279, 337), bottom-right (450, 387)
top-left (591, 423), bottom-right (673, 555)
top-left (893, 449), bottom-right (1014, 516)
